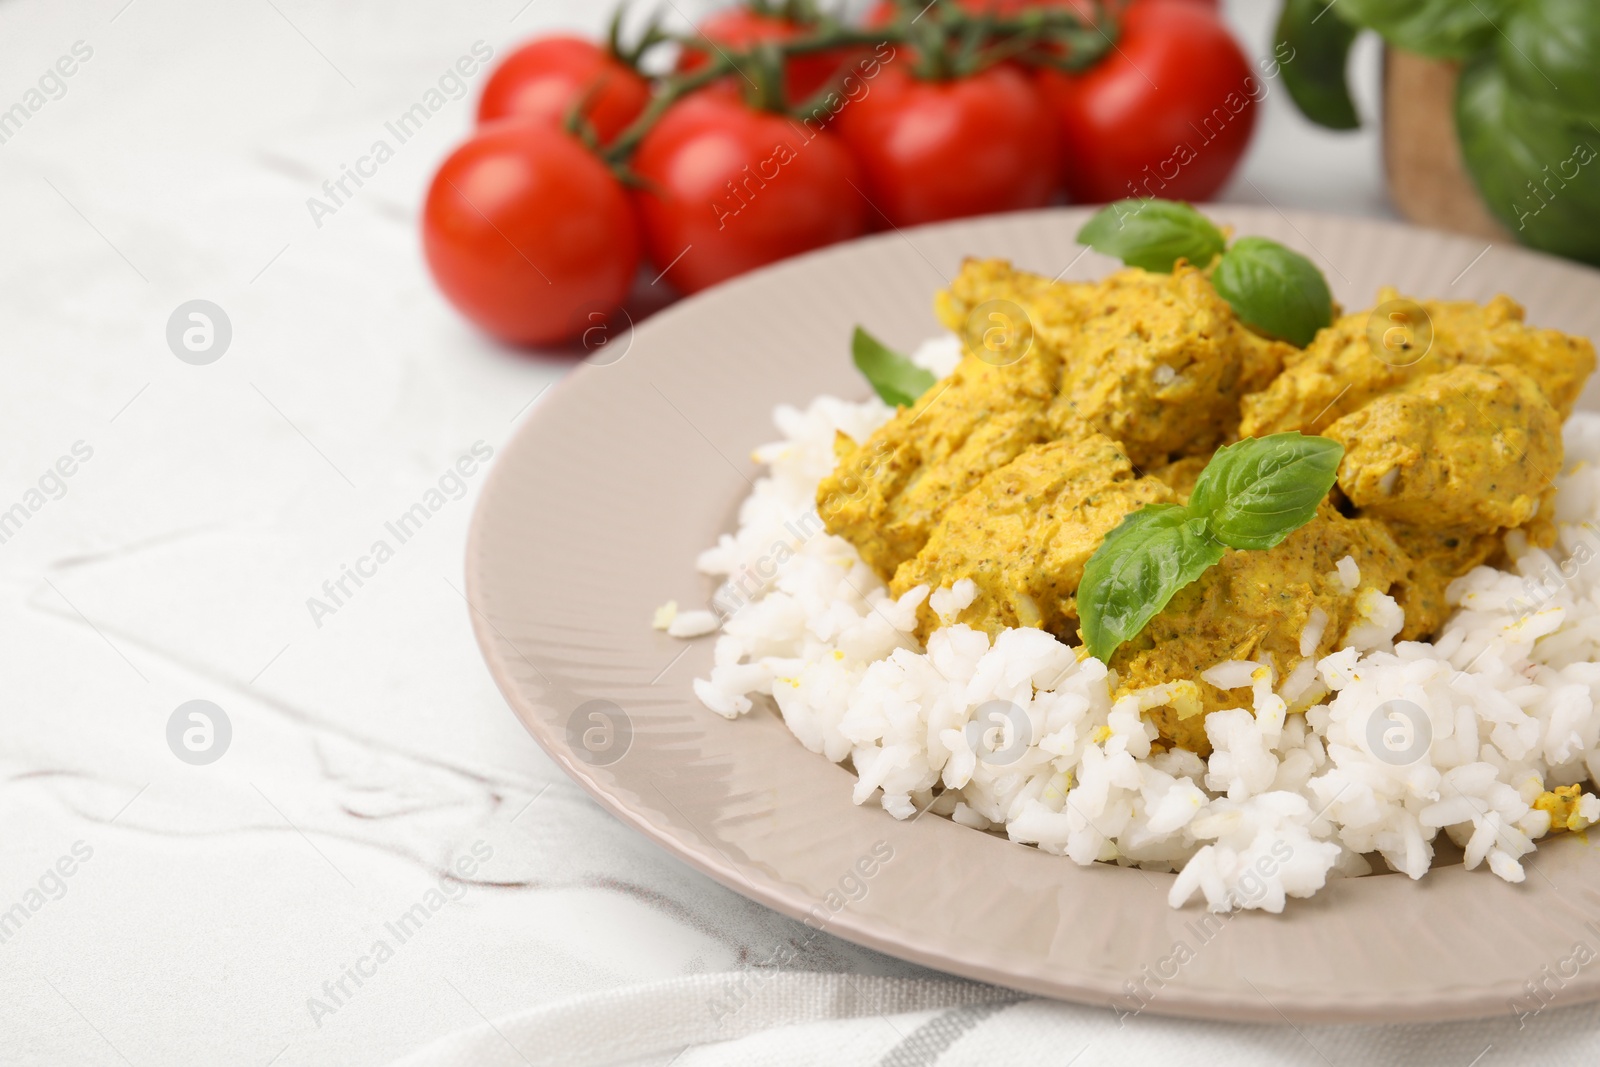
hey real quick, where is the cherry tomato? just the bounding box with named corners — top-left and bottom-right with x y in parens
top-left (832, 63), bottom-right (1061, 227)
top-left (423, 123), bottom-right (640, 346)
top-left (1036, 0), bottom-right (1257, 203)
top-left (678, 9), bottom-right (857, 103)
top-left (478, 36), bottom-right (651, 145)
top-left (632, 93), bottom-right (868, 294)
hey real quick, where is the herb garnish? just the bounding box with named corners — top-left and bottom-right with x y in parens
top-left (1210, 237), bottom-right (1334, 348)
top-left (1078, 433), bottom-right (1345, 663)
top-left (852, 326), bottom-right (936, 408)
top-left (1077, 199), bottom-right (1334, 347)
top-left (1076, 199), bottom-right (1226, 274)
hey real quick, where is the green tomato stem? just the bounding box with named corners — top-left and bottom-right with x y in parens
top-left (602, 3), bottom-right (1115, 166)
top-left (601, 61), bottom-right (734, 163)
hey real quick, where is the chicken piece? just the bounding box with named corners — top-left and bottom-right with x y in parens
top-left (1236, 328), bottom-right (1296, 400)
top-left (1382, 522), bottom-right (1505, 641)
top-left (1240, 290), bottom-right (1596, 437)
top-left (1147, 455), bottom-right (1209, 502)
top-left (1111, 507), bottom-right (1412, 754)
top-left (889, 435), bottom-right (1174, 641)
top-left (1324, 365), bottom-right (1562, 533)
top-left (941, 259), bottom-right (1292, 465)
top-left (935, 256), bottom-right (1098, 359)
top-left (817, 337), bottom-right (1070, 578)
top-left (1046, 265), bottom-right (1294, 466)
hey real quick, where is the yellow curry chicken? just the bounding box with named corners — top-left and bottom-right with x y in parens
top-left (817, 259), bottom-right (1596, 754)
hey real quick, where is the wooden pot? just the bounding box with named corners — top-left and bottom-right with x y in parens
top-left (1382, 48), bottom-right (1512, 241)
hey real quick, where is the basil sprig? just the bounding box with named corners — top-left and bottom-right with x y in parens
top-left (1078, 433), bottom-right (1345, 663)
top-left (853, 326), bottom-right (935, 408)
top-left (1077, 200), bottom-right (1334, 347)
top-left (1075, 200), bottom-right (1226, 273)
top-left (1275, 0), bottom-right (1600, 267)
top-left (1211, 237), bottom-right (1334, 348)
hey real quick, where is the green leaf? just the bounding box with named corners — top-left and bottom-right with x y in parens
top-left (1077, 433), bottom-right (1344, 661)
top-left (1498, 0), bottom-right (1600, 115)
top-left (1211, 237), bottom-right (1333, 347)
top-left (1187, 433), bottom-right (1344, 551)
top-left (1075, 200), bottom-right (1227, 273)
top-left (1276, 0), bottom-right (1361, 130)
top-left (1334, 0), bottom-right (1510, 60)
top-left (1078, 505), bottom-right (1226, 664)
top-left (1456, 54), bottom-right (1600, 267)
top-left (852, 326), bottom-right (936, 408)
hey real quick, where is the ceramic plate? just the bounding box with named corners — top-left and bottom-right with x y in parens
top-left (465, 207), bottom-right (1600, 1023)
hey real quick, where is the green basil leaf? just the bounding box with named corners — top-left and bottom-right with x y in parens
top-left (1078, 433), bottom-right (1344, 661)
top-left (1075, 199), bottom-right (1227, 273)
top-left (1187, 433), bottom-right (1344, 552)
top-left (1276, 0), bottom-right (1361, 130)
top-left (1456, 54), bottom-right (1600, 267)
top-left (1498, 0), bottom-right (1600, 115)
top-left (1211, 237), bottom-right (1333, 347)
top-left (1334, 0), bottom-right (1509, 60)
top-left (1079, 505), bottom-right (1226, 664)
top-left (852, 326), bottom-right (936, 408)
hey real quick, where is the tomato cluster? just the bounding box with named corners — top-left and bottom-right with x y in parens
top-left (423, 0), bottom-right (1258, 347)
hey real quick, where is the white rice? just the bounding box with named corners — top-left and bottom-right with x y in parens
top-left (675, 337), bottom-right (1600, 912)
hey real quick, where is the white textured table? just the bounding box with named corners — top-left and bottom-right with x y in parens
top-left (14, 2), bottom-right (1594, 1064)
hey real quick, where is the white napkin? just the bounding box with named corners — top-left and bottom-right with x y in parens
top-left (387, 970), bottom-right (1600, 1067)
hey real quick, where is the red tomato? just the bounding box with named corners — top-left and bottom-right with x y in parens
top-left (1036, 0), bottom-right (1257, 203)
top-left (678, 9), bottom-right (856, 103)
top-left (477, 36), bottom-right (651, 145)
top-left (423, 123), bottom-right (640, 346)
top-left (832, 63), bottom-right (1061, 228)
top-left (632, 94), bottom-right (868, 294)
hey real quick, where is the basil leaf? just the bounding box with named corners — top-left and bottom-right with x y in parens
top-left (852, 326), bottom-right (936, 408)
top-left (1276, 0), bottom-right (1361, 130)
top-left (1499, 0), bottom-right (1600, 115)
top-left (1187, 433), bottom-right (1344, 552)
top-left (1076, 199), bottom-right (1227, 273)
top-left (1211, 237), bottom-right (1333, 347)
top-left (1456, 55), bottom-right (1600, 267)
top-left (1079, 505), bottom-right (1225, 664)
top-left (1335, 0), bottom-right (1509, 60)
top-left (1077, 434), bottom-right (1342, 661)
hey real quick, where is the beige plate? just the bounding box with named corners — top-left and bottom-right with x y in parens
top-left (466, 207), bottom-right (1600, 1024)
